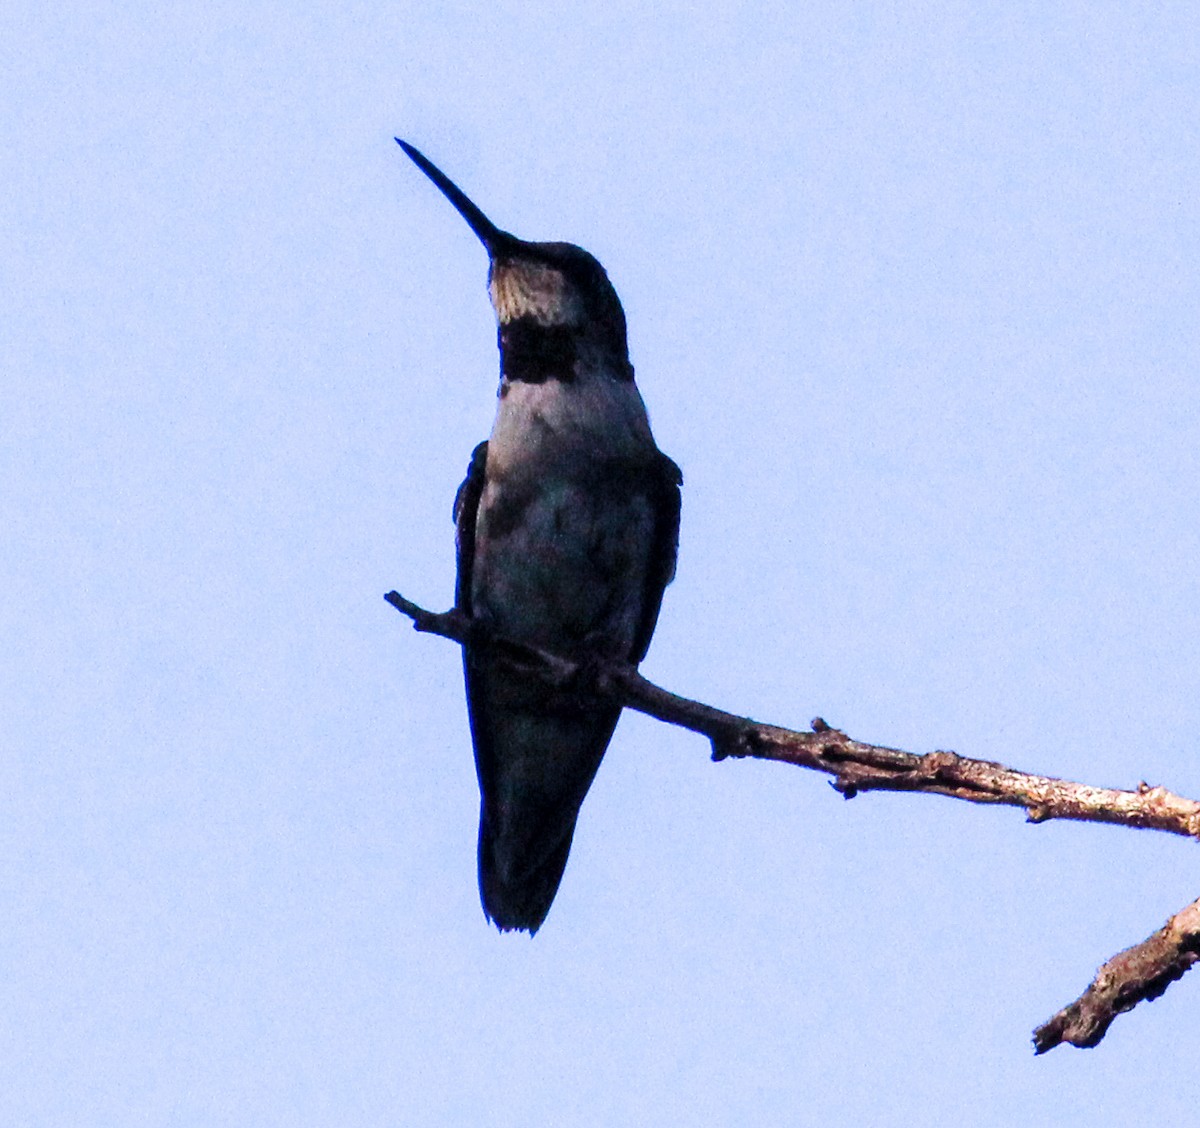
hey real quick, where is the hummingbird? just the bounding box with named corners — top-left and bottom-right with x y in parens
top-left (396, 140), bottom-right (682, 933)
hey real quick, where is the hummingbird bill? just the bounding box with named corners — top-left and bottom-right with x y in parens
top-left (397, 140), bottom-right (681, 933)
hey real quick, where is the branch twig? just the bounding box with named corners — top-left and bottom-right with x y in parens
top-left (385, 590), bottom-right (1200, 1049)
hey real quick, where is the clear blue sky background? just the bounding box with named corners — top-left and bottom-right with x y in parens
top-left (4, 3), bottom-right (1199, 1124)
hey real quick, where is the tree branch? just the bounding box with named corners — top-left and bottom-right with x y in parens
top-left (385, 590), bottom-right (1200, 1049)
top-left (1033, 897), bottom-right (1200, 1053)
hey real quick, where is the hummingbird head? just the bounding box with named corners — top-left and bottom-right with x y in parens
top-left (397, 140), bottom-right (631, 376)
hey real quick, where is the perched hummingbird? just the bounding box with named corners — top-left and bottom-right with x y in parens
top-left (397, 140), bottom-right (682, 933)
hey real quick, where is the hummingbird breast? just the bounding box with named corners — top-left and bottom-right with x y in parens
top-left (471, 375), bottom-right (661, 657)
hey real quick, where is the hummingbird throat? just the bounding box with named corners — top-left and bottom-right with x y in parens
top-left (489, 261), bottom-right (583, 328)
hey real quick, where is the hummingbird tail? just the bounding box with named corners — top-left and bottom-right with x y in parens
top-left (466, 664), bottom-right (623, 934)
top-left (477, 814), bottom-right (577, 934)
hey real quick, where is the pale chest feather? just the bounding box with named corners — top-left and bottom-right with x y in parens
top-left (484, 375), bottom-right (656, 479)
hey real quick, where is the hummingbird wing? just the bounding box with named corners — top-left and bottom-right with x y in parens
top-left (453, 440), bottom-right (489, 614)
top-left (629, 452), bottom-right (682, 664)
top-left (455, 440), bottom-right (587, 932)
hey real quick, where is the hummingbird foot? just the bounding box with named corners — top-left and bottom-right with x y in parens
top-left (563, 650), bottom-right (610, 707)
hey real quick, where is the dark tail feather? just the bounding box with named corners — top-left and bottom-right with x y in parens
top-left (465, 654), bottom-right (622, 933)
top-left (477, 810), bottom-right (578, 934)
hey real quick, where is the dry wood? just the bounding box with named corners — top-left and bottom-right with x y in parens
top-left (386, 590), bottom-right (1200, 1051)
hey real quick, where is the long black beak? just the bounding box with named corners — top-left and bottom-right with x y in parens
top-left (396, 139), bottom-right (519, 257)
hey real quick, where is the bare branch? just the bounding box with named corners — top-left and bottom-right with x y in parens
top-left (1033, 898), bottom-right (1200, 1053)
top-left (385, 590), bottom-right (1200, 1049)
top-left (386, 592), bottom-right (1200, 840)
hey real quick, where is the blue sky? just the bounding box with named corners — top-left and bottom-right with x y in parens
top-left (4, 3), bottom-right (1200, 1124)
